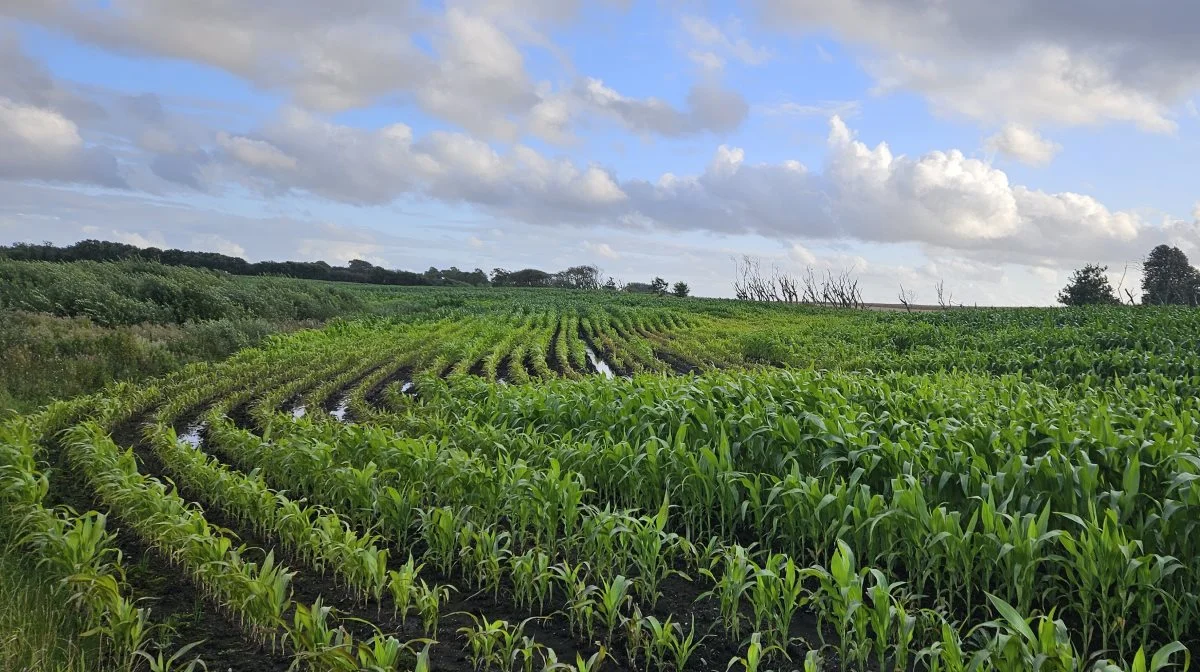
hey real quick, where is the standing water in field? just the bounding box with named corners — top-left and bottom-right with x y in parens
top-left (180, 422), bottom-right (206, 448)
top-left (291, 405), bottom-right (306, 419)
top-left (584, 345), bottom-right (615, 379)
top-left (331, 394), bottom-right (351, 421)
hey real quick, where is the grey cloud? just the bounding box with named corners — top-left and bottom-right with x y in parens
top-left (579, 79), bottom-right (749, 136)
top-left (687, 84), bottom-right (751, 133)
top-left (757, 0), bottom-right (1200, 129)
top-left (4, 2), bottom-right (568, 141)
top-left (0, 32), bottom-right (106, 122)
top-left (5, 1), bottom-right (432, 113)
top-left (149, 149), bottom-right (213, 190)
top-left (206, 110), bottom-right (1186, 269)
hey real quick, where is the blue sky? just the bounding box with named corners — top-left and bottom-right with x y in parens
top-left (1, 1), bottom-right (1198, 304)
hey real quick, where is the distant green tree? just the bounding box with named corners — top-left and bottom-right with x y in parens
top-left (672, 281), bottom-right (690, 298)
top-left (650, 277), bottom-right (669, 295)
top-left (552, 265), bottom-right (602, 290)
top-left (1057, 264), bottom-right (1121, 306)
top-left (1142, 245), bottom-right (1200, 305)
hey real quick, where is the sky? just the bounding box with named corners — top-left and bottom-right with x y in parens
top-left (1, 1), bottom-right (1198, 304)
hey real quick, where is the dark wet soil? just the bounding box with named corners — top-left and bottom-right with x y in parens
top-left (547, 320), bottom-right (565, 375)
top-left (43, 419), bottom-right (291, 672)
top-left (363, 366), bottom-right (412, 408)
top-left (653, 349), bottom-right (700, 375)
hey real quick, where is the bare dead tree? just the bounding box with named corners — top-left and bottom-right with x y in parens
top-left (898, 283), bottom-right (916, 312)
top-left (733, 256), bottom-right (863, 308)
top-left (776, 266), bottom-right (799, 303)
top-left (733, 255), bottom-right (786, 301)
top-left (801, 268), bottom-right (820, 304)
top-left (1114, 262), bottom-right (1146, 305)
top-left (826, 269), bottom-right (864, 308)
top-left (732, 255), bottom-right (753, 300)
top-left (935, 279), bottom-right (954, 309)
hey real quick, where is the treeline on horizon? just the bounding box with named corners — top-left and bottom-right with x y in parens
top-left (0, 240), bottom-right (615, 290)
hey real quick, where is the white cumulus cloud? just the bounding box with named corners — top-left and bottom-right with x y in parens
top-left (0, 97), bottom-right (123, 186)
top-left (984, 124), bottom-right (1061, 165)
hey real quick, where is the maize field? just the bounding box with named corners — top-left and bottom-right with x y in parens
top-left (2, 288), bottom-right (1198, 671)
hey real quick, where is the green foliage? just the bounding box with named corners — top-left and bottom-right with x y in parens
top-left (0, 259), bottom-right (366, 326)
top-left (6, 281), bottom-right (1200, 672)
top-left (1058, 264), bottom-right (1121, 306)
top-left (0, 312), bottom-right (308, 413)
top-left (1142, 245), bottom-right (1200, 305)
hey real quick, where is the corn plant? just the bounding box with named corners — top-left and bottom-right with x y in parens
top-left (700, 543), bottom-right (755, 640)
top-left (726, 633), bottom-right (784, 672)
top-left (416, 580), bottom-right (452, 637)
top-left (595, 574), bottom-right (634, 644)
top-left (805, 541), bottom-right (870, 667)
top-left (975, 593), bottom-right (1083, 672)
top-left (421, 506), bottom-right (463, 575)
top-left (1092, 643), bottom-right (1192, 672)
top-left (541, 647), bottom-right (608, 672)
top-left (625, 499), bottom-right (688, 609)
top-left (287, 597), bottom-right (357, 671)
top-left (460, 525), bottom-right (510, 598)
top-left (387, 554), bottom-right (424, 626)
top-left (640, 615), bottom-right (705, 672)
top-left (457, 613), bottom-right (510, 671)
top-left (746, 552), bottom-right (808, 652)
top-left (510, 549), bottom-right (555, 613)
top-left (132, 641), bottom-right (208, 672)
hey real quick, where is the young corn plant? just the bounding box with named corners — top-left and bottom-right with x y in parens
top-left (416, 580), bottom-right (453, 638)
top-left (1058, 508), bottom-right (1182, 659)
top-left (495, 618), bottom-right (543, 672)
top-left (913, 614), bottom-right (971, 672)
top-left (865, 568), bottom-right (916, 671)
top-left (561, 577), bottom-right (598, 640)
top-left (746, 552), bottom-right (808, 653)
top-left (355, 633), bottom-right (430, 671)
top-left (805, 541), bottom-right (870, 668)
top-left (461, 525), bottom-right (511, 599)
top-left (510, 550), bottom-right (555, 613)
top-left (457, 613), bottom-right (509, 671)
top-left (976, 593), bottom-right (1082, 672)
top-left (626, 499), bottom-right (689, 609)
top-left (726, 632), bottom-right (784, 672)
top-left (642, 615), bottom-right (706, 672)
top-left (421, 506), bottom-right (464, 575)
top-left (623, 606), bottom-right (647, 668)
top-left (543, 647), bottom-right (608, 672)
top-left (132, 641), bottom-right (207, 672)
top-left (595, 574), bottom-right (635, 645)
top-left (287, 597), bottom-right (357, 671)
top-left (699, 544), bottom-right (755, 641)
top-left (665, 617), bottom-right (707, 672)
top-left (1092, 643), bottom-right (1191, 672)
top-left (387, 555), bottom-right (424, 627)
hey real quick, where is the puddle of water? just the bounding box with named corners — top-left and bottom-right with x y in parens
top-left (292, 405), bottom-right (307, 419)
top-left (584, 345), bottom-right (615, 379)
top-left (180, 422), bottom-right (206, 448)
top-left (331, 395), bottom-right (351, 421)
top-left (400, 382), bottom-right (415, 393)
